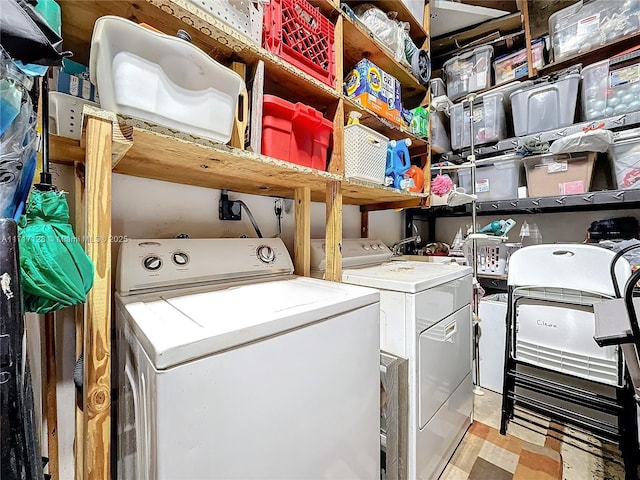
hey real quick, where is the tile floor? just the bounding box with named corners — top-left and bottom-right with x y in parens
top-left (441, 388), bottom-right (628, 480)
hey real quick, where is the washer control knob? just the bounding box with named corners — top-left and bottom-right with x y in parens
top-left (256, 245), bottom-right (276, 264)
top-left (172, 251), bottom-right (190, 266)
top-left (370, 244), bottom-right (378, 250)
top-left (143, 255), bottom-right (162, 271)
top-left (363, 244), bottom-right (370, 251)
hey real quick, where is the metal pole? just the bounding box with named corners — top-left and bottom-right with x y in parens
top-left (467, 93), bottom-right (484, 396)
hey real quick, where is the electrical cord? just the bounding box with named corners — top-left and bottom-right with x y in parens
top-left (237, 200), bottom-right (263, 238)
top-left (274, 201), bottom-right (283, 237)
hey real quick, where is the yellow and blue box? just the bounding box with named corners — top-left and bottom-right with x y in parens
top-left (344, 59), bottom-right (402, 126)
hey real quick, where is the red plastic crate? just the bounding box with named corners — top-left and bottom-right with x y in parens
top-left (263, 0), bottom-right (336, 88)
top-left (261, 94), bottom-right (333, 170)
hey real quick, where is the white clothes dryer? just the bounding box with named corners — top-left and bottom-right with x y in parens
top-left (311, 239), bottom-right (474, 480)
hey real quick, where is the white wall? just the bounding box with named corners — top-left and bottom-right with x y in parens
top-left (40, 165), bottom-right (405, 477)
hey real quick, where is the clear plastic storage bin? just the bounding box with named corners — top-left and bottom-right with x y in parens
top-left (609, 131), bottom-right (640, 190)
top-left (449, 81), bottom-right (531, 150)
top-left (524, 152), bottom-right (596, 197)
top-left (450, 91), bottom-right (507, 150)
top-left (431, 110), bottom-right (451, 154)
top-left (430, 78), bottom-right (447, 98)
top-left (494, 39), bottom-right (545, 85)
top-left (510, 71), bottom-right (581, 136)
top-left (443, 45), bottom-right (494, 102)
top-left (458, 154), bottom-right (523, 201)
top-left (549, 0), bottom-right (640, 62)
top-left (581, 48), bottom-right (640, 121)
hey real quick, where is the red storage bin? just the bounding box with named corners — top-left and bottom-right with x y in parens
top-left (262, 94), bottom-right (333, 170)
top-left (263, 0), bottom-right (336, 88)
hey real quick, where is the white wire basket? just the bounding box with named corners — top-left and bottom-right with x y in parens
top-left (344, 123), bottom-right (389, 184)
top-left (187, 0), bottom-right (264, 44)
top-left (49, 92), bottom-right (99, 140)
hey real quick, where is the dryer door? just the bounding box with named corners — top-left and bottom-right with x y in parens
top-left (418, 305), bottom-right (472, 429)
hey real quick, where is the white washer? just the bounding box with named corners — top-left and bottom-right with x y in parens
top-left (115, 237), bottom-right (381, 479)
top-left (311, 239), bottom-right (474, 480)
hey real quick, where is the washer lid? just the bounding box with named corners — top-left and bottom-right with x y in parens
top-left (119, 277), bottom-right (379, 369)
top-left (342, 261), bottom-right (472, 293)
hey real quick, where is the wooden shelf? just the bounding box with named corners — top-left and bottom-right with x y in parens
top-left (49, 123), bottom-right (429, 206)
top-left (344, 0), bottom-right (428, 43)
top-left (431, 11), bottom-right (522, 57)
top-left (537, 32), bottom-right (640, 76)
top-left (58, 0), bottom-right (340, 106)
top-left (343, 97), bottom-right (428, 148)
top-left (341, 12), bottom-right (426, 102)
top-left (307, 0), bottom-right (340, 17)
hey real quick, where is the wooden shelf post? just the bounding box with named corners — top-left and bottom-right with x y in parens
top-left (325, 180), bottom-right (342, 282)
top-left (82, 116), bottom-right (113, 480)
top-left (294, 187), bottom-right (311, 276)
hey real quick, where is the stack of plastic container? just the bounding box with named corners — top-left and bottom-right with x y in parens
top-left (443, 45), bottom-right (494, 102)
top-left (581, 47), bottom-right (640, 121)
top-left (550, 0), bottom-right (640, 62)
top-left (510, 67), bottom-right (581, 136)
top-left (449, 81), bottom-right (532, 150)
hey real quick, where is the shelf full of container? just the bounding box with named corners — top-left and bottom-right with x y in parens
top-left (441, 109), bottom-right (640, 163)
top-left (49, 107), bottom-right (429, 206)
top-left (58, 0), bottom-right (341, 105)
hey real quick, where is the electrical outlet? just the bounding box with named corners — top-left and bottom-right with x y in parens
top-left (219, 192), bottom-right (242, 221)
top-left (274, 198), bottom-right (284, 216)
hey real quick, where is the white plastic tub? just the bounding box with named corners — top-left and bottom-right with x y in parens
top-left (90, 16), bottom-right (245, 143)
top-left (510, 72), bottom-right (580, 136)
top-left (458, 154), bottom-right (523, 201)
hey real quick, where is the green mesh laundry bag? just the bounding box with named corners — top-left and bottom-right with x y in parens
top-left (18, 189), bottom-right (94, 313)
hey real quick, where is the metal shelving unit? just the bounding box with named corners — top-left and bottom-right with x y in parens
top-left (440, 110), bottom-right (640, 162)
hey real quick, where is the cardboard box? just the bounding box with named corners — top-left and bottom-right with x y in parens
top-left (524, 153), bottom-right (596, 197)
top-left (50, 59), bottom-right (99, 103)
top-left (345, 59), bottom-right (402, 126)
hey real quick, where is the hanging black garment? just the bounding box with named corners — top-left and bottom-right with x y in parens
top-left (0, 0), bottom-right (70, 65)
top-left (0, 218), bottom-right (44, 480)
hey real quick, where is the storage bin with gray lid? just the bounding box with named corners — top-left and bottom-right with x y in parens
top-left (443, 45), bottom-right (494, 102)
top-left (510, 68), bottom-right (581, 136)
top-left (458, 153), bottom-right (523, 201)
top-left (450, 80), bottom-right (533, 151)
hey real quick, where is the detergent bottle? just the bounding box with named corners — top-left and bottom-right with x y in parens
top-left (386, 138), bottom-right (412, 188)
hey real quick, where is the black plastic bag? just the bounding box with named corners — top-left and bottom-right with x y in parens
top-left (0, 0), bottom-right (70, 66)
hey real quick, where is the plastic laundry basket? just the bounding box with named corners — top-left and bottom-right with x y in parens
top-left (344, 124), bottom-right (389, 184)
top-left (90, 16), bottom-right (245, 143)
